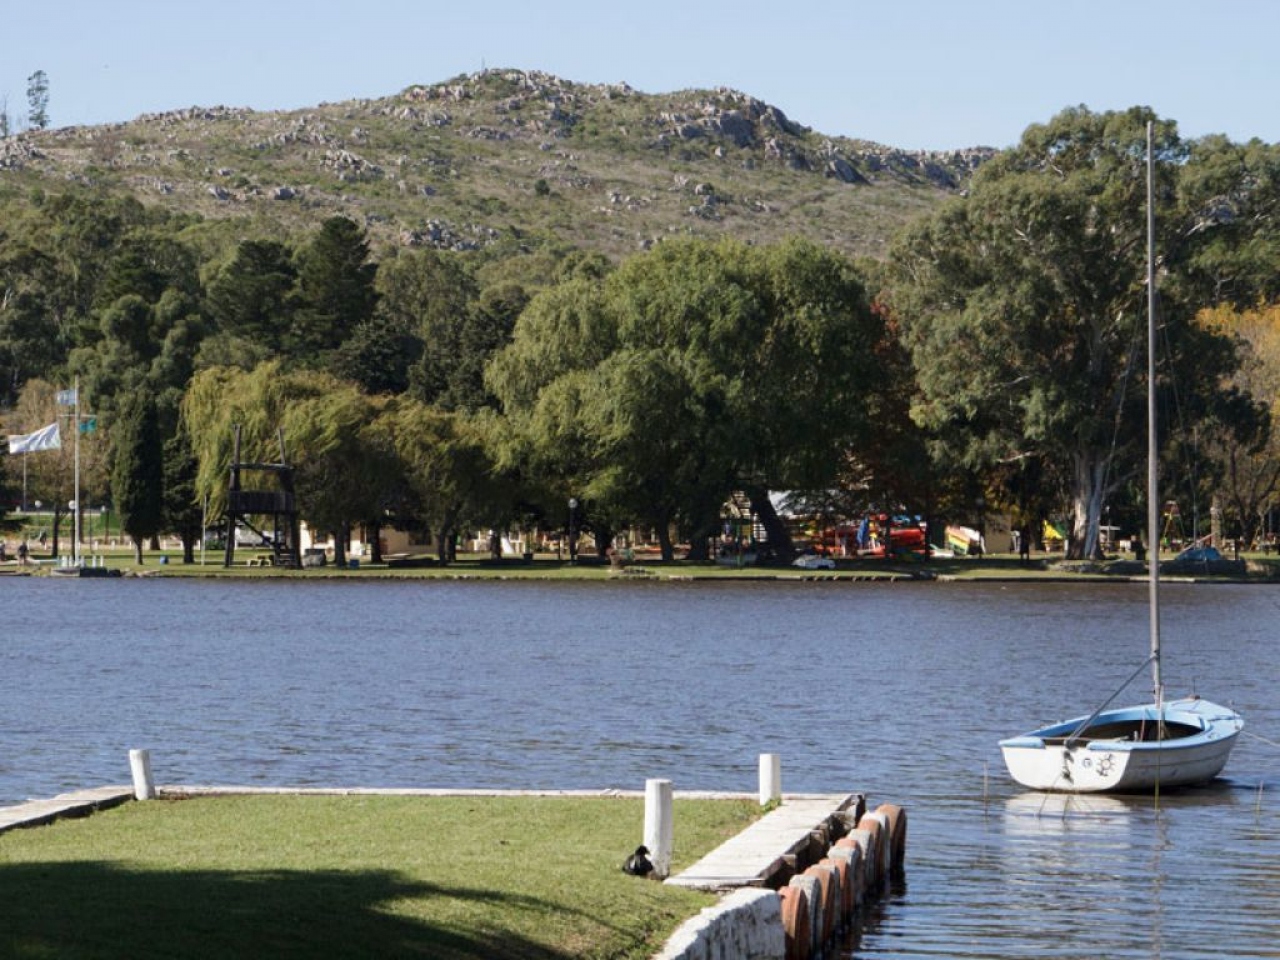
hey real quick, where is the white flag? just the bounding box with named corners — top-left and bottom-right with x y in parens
top-left (7, 422), bottom-right (61, 454)
top-left (56, 388), bottom-right (78, 406)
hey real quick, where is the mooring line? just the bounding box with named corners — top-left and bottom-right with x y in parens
top-left (1243, 730), bottom-right (1280, 750)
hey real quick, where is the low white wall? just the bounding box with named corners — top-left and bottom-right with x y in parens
top-left (655, 801), bottom-right (907, 959)
top-left (653, 888), bottom-right (784, 960)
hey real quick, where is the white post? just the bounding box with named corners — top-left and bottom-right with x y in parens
top-left (129, 748), bottom-right (156, 800)
top-left (759, 752), bottom-right (782, 805)
top-left (643, 778), bottom-right (673, 879)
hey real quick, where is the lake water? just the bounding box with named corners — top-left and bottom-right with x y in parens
top-left (2, 576), bottom-right (1278, 958)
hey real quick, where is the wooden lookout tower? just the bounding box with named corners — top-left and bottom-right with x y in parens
top-left (223, 425), bottom-right (300, 568)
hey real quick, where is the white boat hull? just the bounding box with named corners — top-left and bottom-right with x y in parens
top-left (1000, 697), bottom-right (1242, 793)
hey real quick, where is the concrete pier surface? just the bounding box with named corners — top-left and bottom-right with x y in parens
top-left (667, 793), bottom-right (861, 890)
top-left (0, 786), bottom-right (133, 835)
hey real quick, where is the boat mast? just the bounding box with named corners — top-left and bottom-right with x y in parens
top-left (1147, 120), bottom-right (1162, 699)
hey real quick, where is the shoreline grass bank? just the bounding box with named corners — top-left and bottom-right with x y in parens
top-left (9, 549), bottom-right (1277, 582)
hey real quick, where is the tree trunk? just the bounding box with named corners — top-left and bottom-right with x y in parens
top-left (744, 485), bottom-right (795, 562)
top-left (684, 516), bottom-right (718, 563)
top-left (132, 535), bottom-right (144, 564)
top-left (366, 521), bottom-right (383, 564)
top-left (591, 524), bottom-right (614, 560)
top-left (657, 523), bottom-right (674, 562)
top-left (333, 523), bottom-right (348, 567)
top-left (1067, 451), bottom-right (1109, 560)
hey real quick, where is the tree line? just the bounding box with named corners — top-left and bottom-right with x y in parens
top-left (3, 105), bottom-right (1279, 563)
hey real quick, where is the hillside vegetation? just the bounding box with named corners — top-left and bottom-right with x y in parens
top-left (0, 68), bottom-right (991, 259)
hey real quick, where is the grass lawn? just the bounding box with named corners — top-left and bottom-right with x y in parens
top-left (0, 794), bottom-right (760, 960)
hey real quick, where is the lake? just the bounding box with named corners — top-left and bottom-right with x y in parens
top-left (2, 576), bottom-right (1277, 958)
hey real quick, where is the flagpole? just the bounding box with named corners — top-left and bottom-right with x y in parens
top-left (74, 377), bottom-right (81, 566)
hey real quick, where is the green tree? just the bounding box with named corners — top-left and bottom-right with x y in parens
top-left (375, 249), bottom-right (482, 406)
top-left (418, 281), bottom-right (527, 411)
top-left (485, 275), bottom-right (618, 546)
top-left (487, 237), bottom-right (885, 560)
top-left (1175, 136), bottom-right (1280, 309)
top-left (383, 399), bottom-right (507, 563)
top-left (205, 238), bottom-right (296, 354)
top-left (111, 391), bottom-right (163, 563)
top-left (26, 71), bottom-right (49, 130)
top-left (0, 188), bottom-right (157, 402)
top-left (328, 312), bottom-right (420, 395)
top-left (0, 244), bottom-right (65, 403)
top-left (888, 107), bottom-right (1253, 559)
top-left (162, 420), bottom-right (204, 563)
top-left (279, 378), bottom-right (388, 567)
top-left (68, 225), bottom-right (205, 436)
top-left (1194, 303), bottom-right (1280, 549)
top-left (183, 362), bottom-right (400, 564)
top-left (36, 190), bottom-right (152, 351)
top-left (289, 217), bottom-right (377, 364)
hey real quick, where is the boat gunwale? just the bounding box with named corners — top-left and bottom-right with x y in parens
top-left (1000, 699), bottom-right (1243, 755)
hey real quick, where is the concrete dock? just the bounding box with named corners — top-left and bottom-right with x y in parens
top-left (0, 786), bottom-right (133, 835)
top-left (666, 793), bottom-right (862, 891)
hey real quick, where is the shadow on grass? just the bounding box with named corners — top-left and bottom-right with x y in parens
top-left (0, 861), bottom-right (576, 960)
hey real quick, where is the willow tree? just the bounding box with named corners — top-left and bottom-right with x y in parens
top-left (280, 383), bottom-right (391, 566)
top-left (182, 361), bottom-right (391, 561)
top-left (889, 107), bottom-right (1254, 559)
top-left (183, 361), bottom-right (298, 522)
top-left (380, 399), bottom-right (508, 563)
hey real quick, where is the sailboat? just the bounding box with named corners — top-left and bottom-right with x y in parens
top-left (999, 122), bottom-right (1242, 793)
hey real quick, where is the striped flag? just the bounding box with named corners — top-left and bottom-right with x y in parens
top-left (55, 388), bottom-right (78, 406)
top-left (7, 422), bottom-right (61, 454)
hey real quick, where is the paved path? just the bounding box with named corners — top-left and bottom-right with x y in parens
top-left (666, 793), bottom-right (860, 891)
top-left (0, 786), bottom-right (133, 835)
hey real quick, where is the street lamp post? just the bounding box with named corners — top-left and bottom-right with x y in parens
top-left (568, 498), bottom-right (579, 562)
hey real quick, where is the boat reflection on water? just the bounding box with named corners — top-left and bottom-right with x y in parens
top-left (1002, 779), bottom-right (1249, 833)
top-left (986, 781), bottom-right (1259, 959)
top-left (1003, 791), bottom-right (1136, 832)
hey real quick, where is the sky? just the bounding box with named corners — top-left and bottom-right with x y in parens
top-left (3, 0), bottom-right (1278, 151)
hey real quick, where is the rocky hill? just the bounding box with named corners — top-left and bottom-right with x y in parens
top-left (0, 69), bottom-right (994, 260)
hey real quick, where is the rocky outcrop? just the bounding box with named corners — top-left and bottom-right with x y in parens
top-left (0, 136), bottom-right (43, 169)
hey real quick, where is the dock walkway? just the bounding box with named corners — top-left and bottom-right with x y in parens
top-left (666, 792), bottom-right (860, 891)
top-left (0, 786), bottom-right (133, 835)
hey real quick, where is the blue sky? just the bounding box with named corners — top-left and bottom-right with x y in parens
top-left (4, 0), bottom-right (1277, 150)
